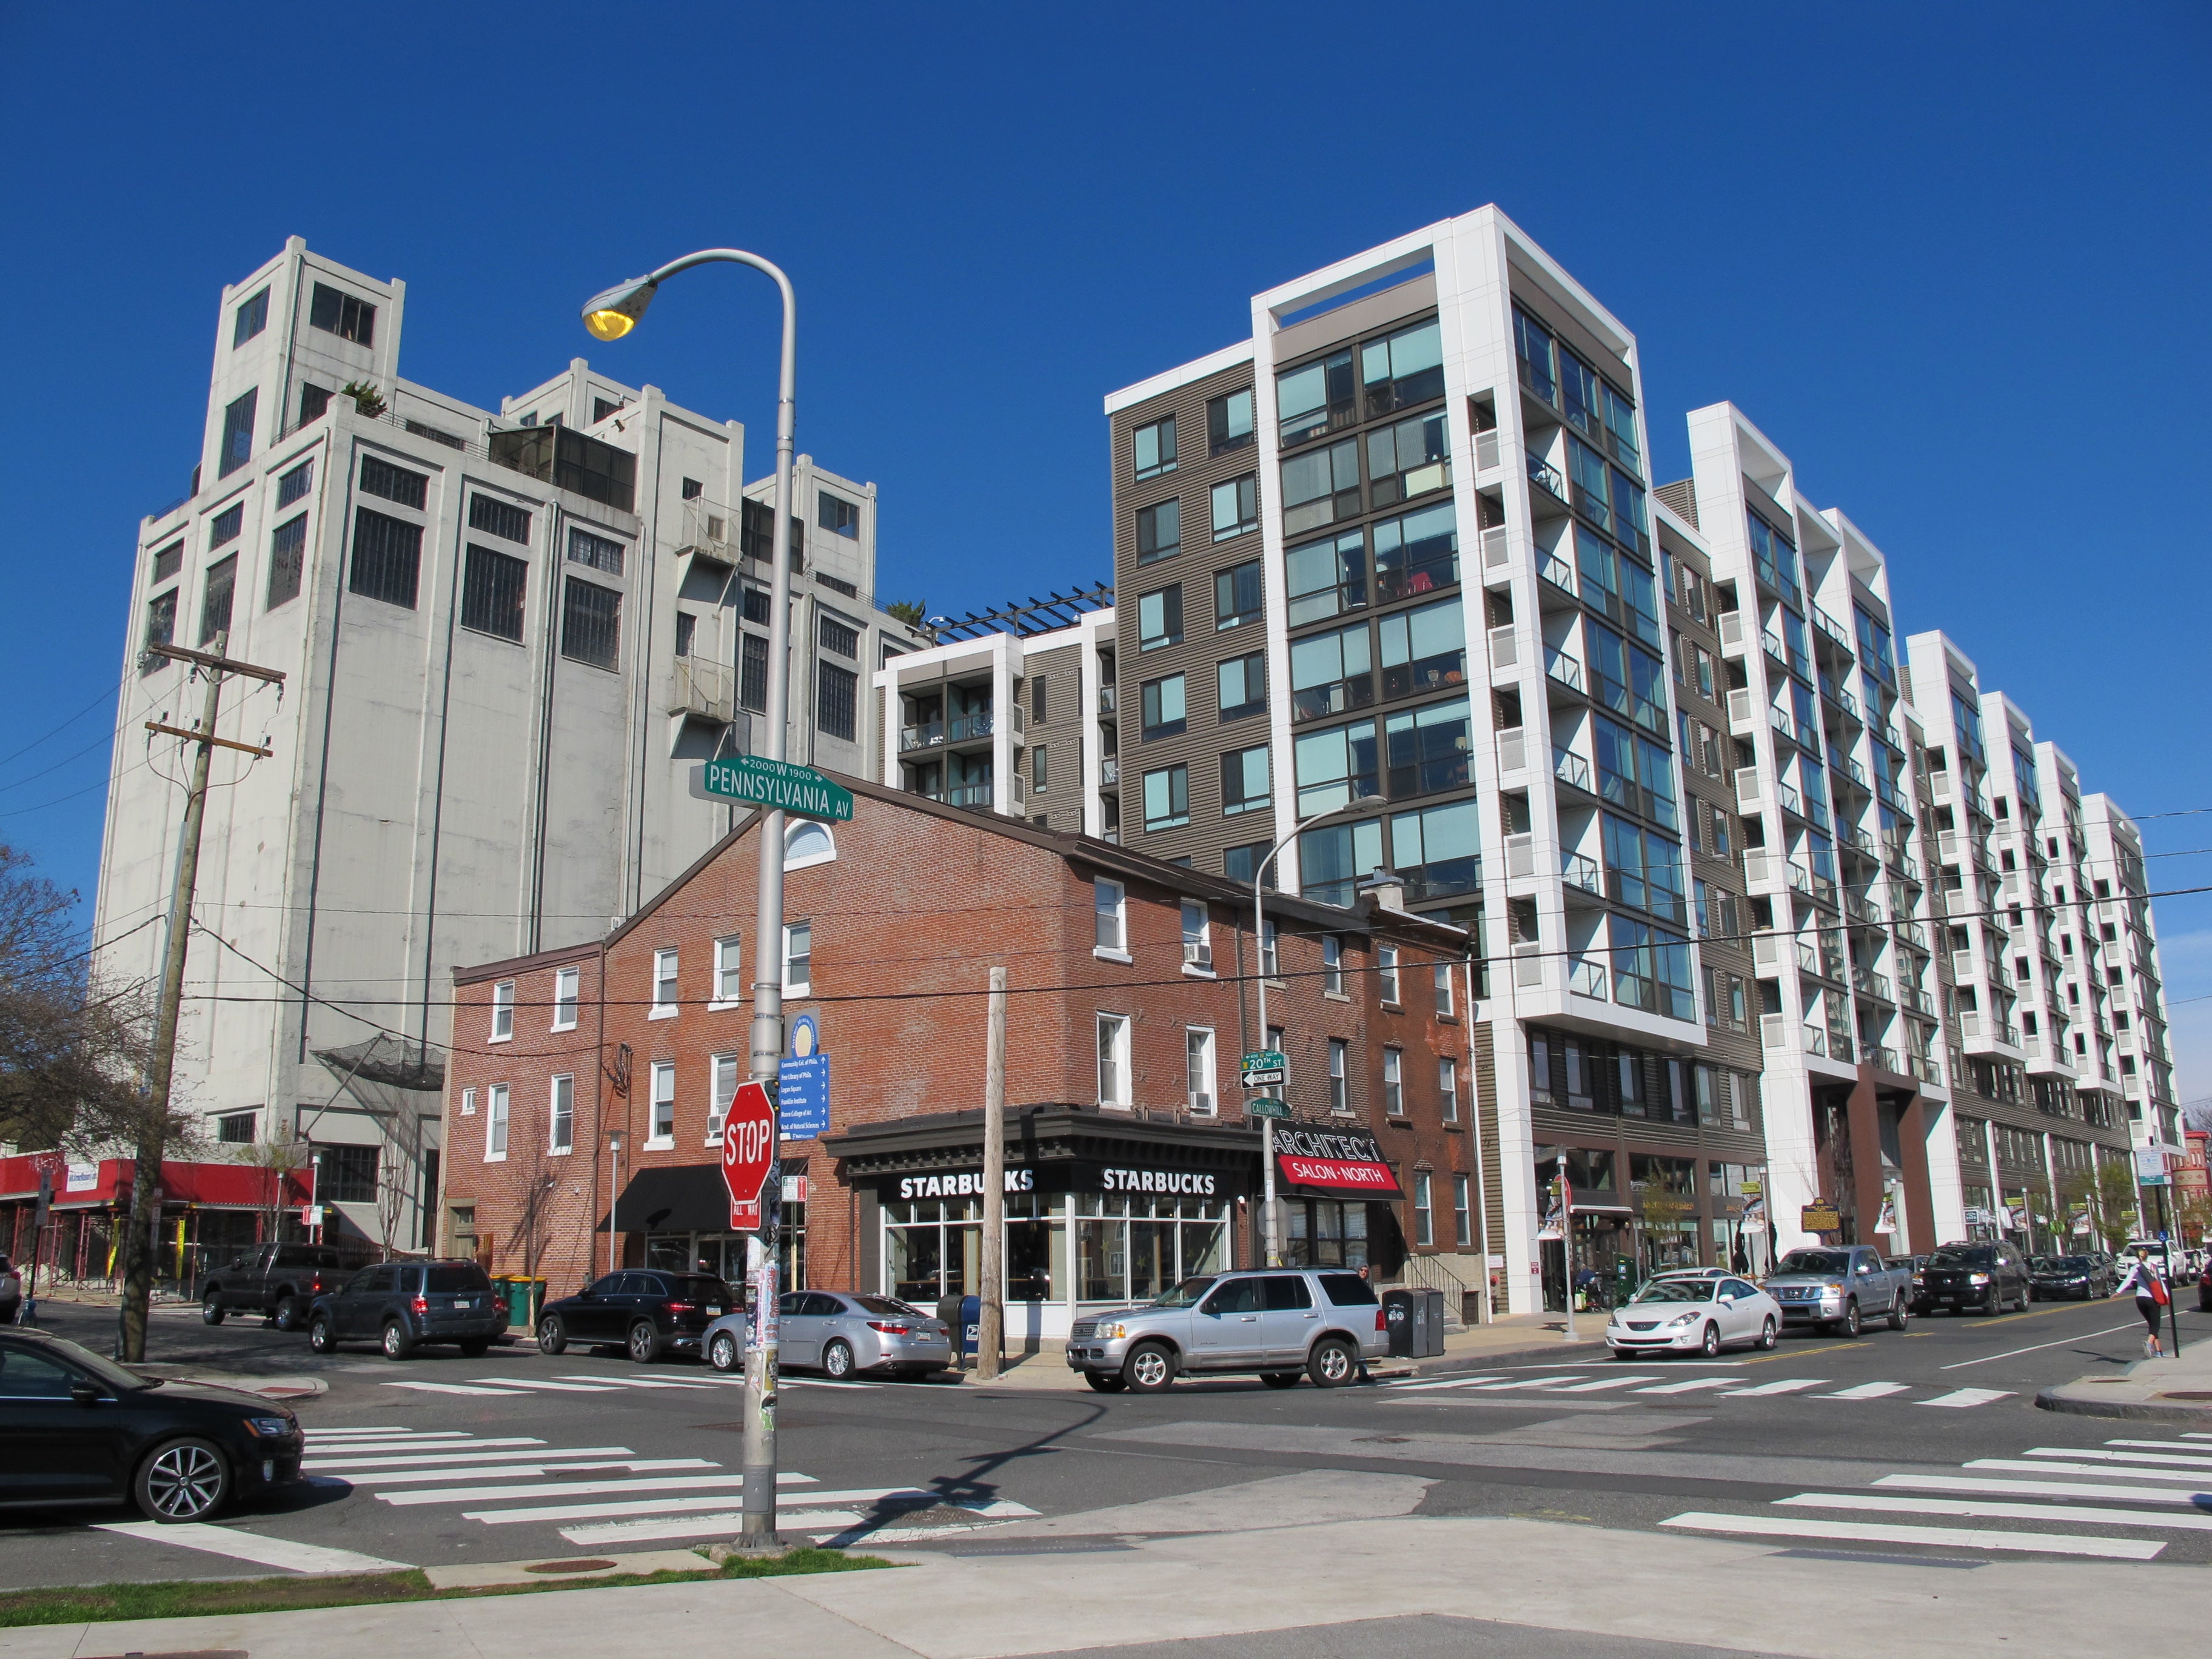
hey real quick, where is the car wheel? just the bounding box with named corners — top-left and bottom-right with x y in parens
top-left (1260, 1371), bottom-right (1302, 1389)
top-left (822, 1339), bottom-right (856, 1379)
top-left (1699, 1322), bottom-right (1721, 1359)
top-left (1760, 1316), bottom-right (1778, 1350)
top-left (381, 1319), bottom-right (413, 1361)
top-left (135, 1437), bottom-right (230, 1523)
top-left (1124, 1341), bottom-right (1178, 1393)
top-left (200, 1294), bottom-right (225, 1327)
top-left (1307, 1336), bottom-right (1359, 1389)
top-left (1888, 1296), bottom-right (1909, 1332)
top-left (307, 1313), bottom-right (336, 1355)
top-left (272, 1295), bottom-right (303, 1333)
top-left (626, 1321), bottom-right (660, 1365)
top-left (1084, 1370), bottom-right (1127, 1393)
top-left (709, 1332), bottom-right (740, 1373)
top-left (459, 1339), bottom-right (489, 1358)
top-left (1838, 1300), bottom-right (1862, 1338)
top-left (537, 1314), bottom-right (568, 1356)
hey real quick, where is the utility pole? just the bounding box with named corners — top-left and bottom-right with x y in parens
top-left (117, 637), bottom-right (283, 1362)
top-left (977, 965), bottom-right (1008, 1379)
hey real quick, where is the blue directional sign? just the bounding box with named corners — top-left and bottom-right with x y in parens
top-left (779, 1053), bottom-right (830, 1139)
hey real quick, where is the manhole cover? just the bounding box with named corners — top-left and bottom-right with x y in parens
top-left (2157, 1391), bottom-right (2212, 1401)
top-left (524, 1558), bottom-right (617, 1575)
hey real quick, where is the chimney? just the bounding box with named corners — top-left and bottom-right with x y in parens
top-left (1357, 866), bottom-right (1407, 914)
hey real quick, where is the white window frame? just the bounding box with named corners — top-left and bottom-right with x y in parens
top-left (783, 922), bottom-right (813, 996)
top-left (1413, 1170), bottom-right (1433, 1247)
top-left (1328, 1038), bottom-right (1349, 1112)
top-left (1378, 943), bottom-right (1401, 1004)
top-left (1452, 1173), bottom-right (1471, 1245)
top-left (1261, 919), bottom-right (1279, 980)
top-left (712, 935), bottom-right (743, 1008)
top-left (648, 1060), bottom-right (676, 1148)
top-left (1322, 936), bottom-right (1345, 997)
top-left (1098, 1013), bottom-right (1132, 1107)
top-left (708, 1052), bottom-right (739, 1144)
top-left (484, 1084), bottom-right (509, 1161)
top-left (460, 1086), bottom-right (478, 1117)
top-left (1181, 899), bottom-right (1213, 976)
top-left (650, 949), bottom-right (680, 1019)
top-left (549, 1074), bottom-right (574, 1155)
top-left (785, 819), bottom-right (837, 871)
top-left (1434, 960), bottom-right (1454, 1017)
top-left (490, 980), bottom-right (515, 1042)
top-left (1185, 1026), bottom-right (1218, 1115)
top-left (1093, 878), bottom-right (1129, 960)
top-left (1439, 1054), bottom-right (1460, 1122)
top-left (1383, 1046), bottom-right (1404, 1115)
top-left (552, 966), bottom-right (580, 1031)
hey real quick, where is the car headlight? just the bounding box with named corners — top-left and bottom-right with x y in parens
top-left (1096, 1322), bottom-right (1125, 1341)
top-left (1968, 1273), bottom-right (1990, 1285)
top-left (243, 1416), bottom-right (295, 1439)
top-left (1821, 1282), bottom-right (1844, 1298)
top-left (1667, 1312), bottom-right (1700, 1327)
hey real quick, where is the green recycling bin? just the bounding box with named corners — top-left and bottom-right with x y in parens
top-left (513, 1277), bottom-right (545, 1332)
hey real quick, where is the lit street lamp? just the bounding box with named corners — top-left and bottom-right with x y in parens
top-left (1252, 795), bottom-right (1385, 1267)
top-left (606, 1130), bottom-right (623, 1276)
top-left (583, 249), bottom-right (797, 1544)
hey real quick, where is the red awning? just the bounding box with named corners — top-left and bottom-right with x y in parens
top-left (1270, 1126), bottom-right (1403, 1201)
top-left (0, 1153), bottom-right (308, 1210)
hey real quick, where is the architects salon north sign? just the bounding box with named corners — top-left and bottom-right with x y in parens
top-left (1273, 1127), bottom-right (1401, 1199)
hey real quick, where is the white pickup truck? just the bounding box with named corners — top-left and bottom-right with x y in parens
top-left (1762, 1245), bottom-right (1911, 1336)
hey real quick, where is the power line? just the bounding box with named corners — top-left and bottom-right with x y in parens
top-left (0, 679), bottom-right (121, 772)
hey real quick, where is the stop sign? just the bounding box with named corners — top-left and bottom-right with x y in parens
top-left (722, 1081), bottom-right (778, 1230)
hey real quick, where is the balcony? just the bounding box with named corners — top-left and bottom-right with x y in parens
top-left (1568, 958), bottom-right (1609, 1000)
top-left (1908, 1053), bottom-right (1944, 1087)
top-left (1843, 893), bottom-right (1884, 927)
top-left (1811, 605), bottom-right (1855, 657)
top-left (1545, 648), bottom-right (1585, 695)
top-left (950, 711), bottom-right (996, 743)
top-left (668, 657), bottom-right (734, 723)
top-left (1099, 756), bottom-right (1120, 788)
top-left (1802, 1024), bottom-right (1829, 1059)
top-left (1527, 456), bottom-right (1567, 503)
top-left (1098, 683), bottom-right (1118, 715)
top-left (1562, 851), bottom-right (1603, 897)
top-left (947, 782), bottom-right (994, 808)
top-left (1895, 919), bottom-right (1930, 953)
top-left (1761, 630), bottom-right (1789, 672)
top-left (900, 720), bottom-right (947, 751)
top-left (1795, 940), bottom-right (1826, 979)
top-left (1900, 984), bottom-right (1937, 1017)
top-left (1832, 754), bottom-right (1872, 796)
top-left (1537, 550), bottom-right (1575, 596)
top-left (1827, 1029), bottom-right (1855, 1063)
top-left (1553, 747), bottom-right (1594, 794)
top-left (1854, 967), bottom-right (1894, 1004)
top-left (1868, 1045), bottom-right (1902, 1074)
top-left (1777, 779), bottom-right (1805, 819)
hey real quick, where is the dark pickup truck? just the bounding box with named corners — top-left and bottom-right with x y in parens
top-left (200, 1242), bottom-right (344, 1332)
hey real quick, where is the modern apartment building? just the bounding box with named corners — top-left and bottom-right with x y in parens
top-left (2079, 794), bottom-right (2180, 1151)
top-left (92, 239), bottom-right (918, 1253)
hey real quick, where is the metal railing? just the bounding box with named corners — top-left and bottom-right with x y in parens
top-left (1562, 851), bottom-right (1602, 894)
top-left (900, 722), bottom-right (947, 751)
top-left (1553, 748), bottom-right (1593, 793)
top-left (1568, 959), bottom-right (1609, 1000)
top-left (1528, 456), bottom-right (1567, 500)
top-left (950, 711), bottom-right (996, 742)
top-left (1544, 648), bottom-right (1584, 694)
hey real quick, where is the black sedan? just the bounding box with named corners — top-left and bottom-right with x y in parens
top-left (2198, 1260), bottom-right (2212, 1313)
top-left (0, 1328), bottom-right (301, 1522)
top-left (2029, 1255), bottom-right (2115, 1300)
top-left (306, 1259), bottom-right (505, 1359)
top-left (536, 1269), bottom-right (734, 1363)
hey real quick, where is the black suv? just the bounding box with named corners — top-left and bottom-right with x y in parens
top-left (1913, 1241), bottom-right (2031, 1316)
top-left (306, 1259), bottom-right (503, 1359)
top-left (200, 1242), bottom-right (344, 1331)
top-left (0, 1328), bottom-right (301, 1521)
top-left (536, 1270), bottom-right (734, 1364)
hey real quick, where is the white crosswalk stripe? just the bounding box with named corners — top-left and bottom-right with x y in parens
top-left (1917, 1388), bottom-right (2013, 1409)
top-left (384, 1381), bottom-right (531, 1396)
top-left (468, 1376), bottom-right (621, 1392)
top-left (1381, 1372), bottom-right (2012, 1407)
top-left (1661, 1429), bottom-right (2212, 1562)
top-left (1721, 1378), bottom-right (1828, 1397)
top-left (1817, 1382), bottom-right (1912, 1399)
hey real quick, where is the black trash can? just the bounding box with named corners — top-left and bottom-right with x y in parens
top-left (1382, 1289), bottom-right (1421, 1358)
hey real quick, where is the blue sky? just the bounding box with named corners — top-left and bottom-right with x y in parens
top-left (2, 4), bottom-right (2207, 1094)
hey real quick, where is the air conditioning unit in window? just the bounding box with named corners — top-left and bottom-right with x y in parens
top-left (1183, 942), bottom-right (1212, 970)
top-left (1189, 1091), bottom-right (1215, 1114)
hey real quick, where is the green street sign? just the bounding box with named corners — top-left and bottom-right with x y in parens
top-left (696, 757), bottom-right (854, 822)
top-left (1240, 1049), bottom-right (1287, 1087)
top-left (1244, 1098), bottom-right (1290, 1119)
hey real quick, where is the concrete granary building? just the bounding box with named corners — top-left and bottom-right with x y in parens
top-left (90, 240), bottom-right (920, 1256)
top-left (438, 777), bottom-right (1485, 1339)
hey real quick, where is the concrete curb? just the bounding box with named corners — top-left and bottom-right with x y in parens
top-left (2034, 1384), bottom-right (2212, 1423)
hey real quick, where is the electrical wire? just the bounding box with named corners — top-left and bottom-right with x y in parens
top-left (0, 679), bottom-right (122, 772)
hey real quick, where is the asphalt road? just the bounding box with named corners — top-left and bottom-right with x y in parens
top-left (2, 1292), bottom-right (2207, 1590)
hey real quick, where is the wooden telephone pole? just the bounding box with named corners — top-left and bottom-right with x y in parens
top-left (116, 638), bottom-right (283, 1363)
top-left (976, 965), bottom-right (1008, 1379)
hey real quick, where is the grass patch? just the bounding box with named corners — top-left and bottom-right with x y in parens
top-left (0, 1549), bottom-right (893, 1628)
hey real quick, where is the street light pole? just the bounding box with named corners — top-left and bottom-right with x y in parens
top-left (1252, 797), bottom-right (1384, 1269)
top-left (584, 250), bottom-right (797, 1544)
top-left (606, 1131), bottom-right (623, 1277)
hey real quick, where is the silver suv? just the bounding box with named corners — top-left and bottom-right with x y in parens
top-left (1065, 1267), bottom-right (1387, 1393)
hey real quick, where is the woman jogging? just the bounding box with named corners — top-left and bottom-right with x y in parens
top-left (2114, 1246), bottom-right (2170, 1357)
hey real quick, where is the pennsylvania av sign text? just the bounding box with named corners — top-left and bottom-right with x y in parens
top-left (693, 756), bottom-right (854, 822)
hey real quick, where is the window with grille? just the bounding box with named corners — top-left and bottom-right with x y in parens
top-left (349, 508), bottom-right (421, 608)
top-left (461, 546), bottom-right (528, 642)
top-left (216, 1110), bottom-right (256, 1143)
top-left (817, 663), bottom-right (858, 740)
top-left (469, 494), bottom-right (532, 543)
top-left (567, 526), bottom-right (625, 576)
top-left (218, 389), bottom-right (257, 478)
top-left (276, 460), bottom-right (313, 508)
top-left (740, 634), bottom-right (768, 711)
top-left (233, 287), bottom-right (269, 347)
top-left (819, 614), bottom-right (859, 657)
top-left (309, 283), bottom-right (376, 344)
top-left (209, 505), bottom-right (243, 549)
top-left (266, 515), bottom-right (306, 609)
top-left (360, 456), bottom-right (427, 509)
top-left (318, 1144), bottom-right (380, 1202)
top-left (560, 577), bottom-right (621, 670)
top-left (817, 491), bottom-right (860, 537)
top-left (193, 557), bottom-right (236, 648)
top-left (151, 541), bottom-right (183, 584)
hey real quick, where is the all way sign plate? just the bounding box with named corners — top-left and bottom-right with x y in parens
top-left (692, 756), bottom-right (853, 822)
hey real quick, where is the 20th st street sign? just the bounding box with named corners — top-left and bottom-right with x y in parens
top-left (692, 756), bottom-right (854, 822)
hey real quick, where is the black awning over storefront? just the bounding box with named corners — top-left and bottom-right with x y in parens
top-left (600, 1158), bottom-right (810, 1233)
top-left (823, 1102), bottom-right (1262, 1201)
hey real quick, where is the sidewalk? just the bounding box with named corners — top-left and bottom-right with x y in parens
top-left (953, 1311), bottom-right (1597, 1391)
top-left (0, 1508), bottom-right (2189, 1659)
top-left (2039, 1327), bottom-right (2212, 1421)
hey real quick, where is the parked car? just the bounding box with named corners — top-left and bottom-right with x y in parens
top-left (305, 1259), bottom-right (503, 1359)
top-left (1763, 1246), bottom-right (1912, 1336)
top-left (1065, 1267), bottom-right (1386, 1393)
top-left (1912, 1241), bottom-right (2031, 1315)
top-left (703, 1292), bottom-right (952, 1379)
top-left (536, 1270), bottom-right (734, 1363)
top-left (0, 1328), bottom-right (301, 1521)
top-left (2029, 1255), bottom-right (2115, 1301)
top-left (1607, 1275), bottom-right (1779, 1358)
top-left (2197, 1259), bottom-right (2212, 1314)
top-left (199, 1242), bottom-right (344, 1332)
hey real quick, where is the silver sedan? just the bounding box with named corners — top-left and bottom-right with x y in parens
top-left (703, 1291), bottom-right (953, 1379)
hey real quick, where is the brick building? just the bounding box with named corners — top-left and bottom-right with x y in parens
top-left (440, 776), bottom-right (1486, 1339)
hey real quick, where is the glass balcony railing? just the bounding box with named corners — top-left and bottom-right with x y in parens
top-left (900, 721), bottom-right (947, 751)
top-left (1553, 748), bottom-right (1593, 793)
top-left (1569, 959), bottom-right (1609, 1000)
top-left (950, 711), bottom-right (995, 742)
top-left (947, 782), bottom-right (993, 808)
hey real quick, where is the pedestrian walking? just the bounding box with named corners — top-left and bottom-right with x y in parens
top-left (2113, 1245), bottom-right (2170, 1357)
top-left (0, 1256), bottom-right (19, 1326)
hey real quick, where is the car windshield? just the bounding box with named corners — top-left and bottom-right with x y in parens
top-left (669, 1276), bottom-right (729, 1302)
top-left (1151, 1276), bottom-right (1218, 1309)
top-left (1776, 1250), bottom-right (1851, 1275)
top-left (31, 1335), bottom-right (157, 1395)
top-left (1630, 1281), bottom-right (1714, 1304)
top-left (1929, 1246), bottom-right (1995, 1267)
top-left (853, 1296), bottom-right (928, 1319)
top-left (424, 1264), bottom-right (491, 1293)
top-left (2053, 1257), bottom-right (2096, 1272)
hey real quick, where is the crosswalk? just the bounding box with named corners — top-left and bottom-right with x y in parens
top-left (305, 1423), bottom-right (1034, 1549)
top-left (1381, 1370), bottom-right (2013, 1409)
top-left (1659, 1429), bottom-right (2212, 1561)
top-left (380, 1369), bottom-right (888, 1398)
